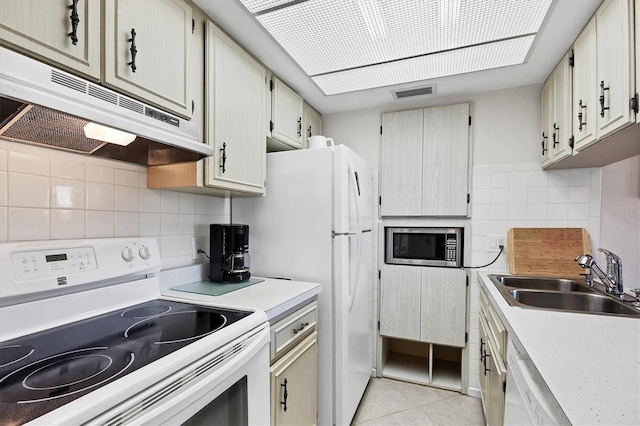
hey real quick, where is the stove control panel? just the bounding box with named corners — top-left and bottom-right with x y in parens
top-left (0, 238), bottom-right (161, 303)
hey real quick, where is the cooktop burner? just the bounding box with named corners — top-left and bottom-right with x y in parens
top-left (0, 300), bottom-right (251, 425)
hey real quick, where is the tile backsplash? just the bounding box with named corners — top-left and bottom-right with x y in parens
top-left (0, 142), bottom-right (229, 270)
top-left (466, 162), bottom-right (602, 393)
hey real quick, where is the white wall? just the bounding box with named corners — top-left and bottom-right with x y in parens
top-left (0, 140), bottom-right (230, 270)
top-left (323, 84), bottom-right (605, 395)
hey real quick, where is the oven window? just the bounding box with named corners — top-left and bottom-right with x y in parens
top-left (183, 376), bottom-right (248, 426)
top-left (393, 233), bottom-right (445, 261)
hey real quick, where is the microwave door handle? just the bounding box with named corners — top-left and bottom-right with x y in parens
top-left (347, 156), bottom-right (362, 313)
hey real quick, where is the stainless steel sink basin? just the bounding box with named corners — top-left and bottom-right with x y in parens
top-left (487, 274), bottom-right (640, 318)
top-left (508, 289), bottom-right (640, 316)
top-left (494, 276), bottom-right (592, 292)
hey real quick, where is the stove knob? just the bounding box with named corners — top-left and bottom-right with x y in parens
top-left (139, 246), bottom-right (151, 260)
top-left (121, 247), bottom-right (135, 262)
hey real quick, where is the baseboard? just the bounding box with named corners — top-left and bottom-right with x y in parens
top-left (466, 386), bottom-right (481, 399)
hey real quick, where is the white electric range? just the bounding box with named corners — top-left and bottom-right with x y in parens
top-left (0, 238), bottom-right (270, 425)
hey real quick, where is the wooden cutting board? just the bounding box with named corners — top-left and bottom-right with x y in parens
top-left (507, 228), bottom-right (592, 279)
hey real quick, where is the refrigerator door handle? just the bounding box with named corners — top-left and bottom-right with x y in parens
top-left (347, 156), bottom-right (362, 313)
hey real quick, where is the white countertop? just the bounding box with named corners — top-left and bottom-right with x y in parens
top-left (161, 275), bottom-right (322, 321)
top-left (478, 272), bottom-right (640, 425)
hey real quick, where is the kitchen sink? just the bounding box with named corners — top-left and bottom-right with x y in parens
top-left (488, 274), bottom-right (640, 318)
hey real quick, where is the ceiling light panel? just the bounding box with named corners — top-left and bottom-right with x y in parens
top-left (312, 35), bottom-right (535, 95)
top-left (244, 0), bottom-right (552, 76)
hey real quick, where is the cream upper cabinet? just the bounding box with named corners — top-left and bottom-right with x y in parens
top-left (270, 76), bottom-right (304, 149)
top-left (636, 0), bottom-right (640, 122)
top-left (204, 21), bottom-right (267, 195)
top-left (302, 102), bottom-right (322, 147)
top-left (595, 0), bottom-right (636, 138)
top-left (103, 0), bottom-right (193, 119)
top-left (550, 51), bottom-right (573, 163)
top-left (380, 264), bottom-right (467, 347)
top-left (572, 18), bottom-right (598, 151)
top-left (0, 0), bottom-right (100, 80)
top-left (380, 104), bottom-right (470, 217)
top-left (540, 75), bottom-right (555, 168)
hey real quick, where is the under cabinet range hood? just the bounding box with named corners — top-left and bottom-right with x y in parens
top-left (0, 47), bottom-right (213, 166)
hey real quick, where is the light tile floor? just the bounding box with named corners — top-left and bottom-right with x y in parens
top-left (351, 378), bottom-right (485, 425)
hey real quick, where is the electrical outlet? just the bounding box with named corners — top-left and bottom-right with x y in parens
top-left (487, 234), bottom-right (507, 253)
top-left (192, 236), bottom-right (206, 260)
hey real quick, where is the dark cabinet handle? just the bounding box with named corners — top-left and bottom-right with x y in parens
top-left (541, 132), bottom-right (548, 156)
top-left (479, 338), bottom-right (485, 361)
top-left (577, 100), bottom-right (587, 131)
top-left (599, 81), bottom-right (610, 117)
top-left (483, 351), bottom-right (491, 376)
top-left (68, 0), bottom-right (80, 45)
top-left (552, 123), bottom-right (559, 148)
top-left (220, 142), bottom-right (227, 173)
top-left (280, 378), bottom-right (288, 412)
top-left (292, 322), bottom-right (309, 335)
top-left (297, 117), bottom-right (302, 137)
top-left (307, 125), bottom-right (312, 138)
top-left (128, 28), bottom-right (137, 73)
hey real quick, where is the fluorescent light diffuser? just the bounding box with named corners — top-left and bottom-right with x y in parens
top-left (238, 0), bottom-right (553, 94)
top-left (83, 122), bottom-right (136, 146)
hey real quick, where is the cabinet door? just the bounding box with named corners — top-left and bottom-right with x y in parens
top-left (421, 103), bottom-right (470, 216)
top-left (596, 0), bottom-right (635, 138)
top-left (636, 0), bottom-right (640, 123)
top-left (379, 265), bottom-right (421, 341)
top-left (485, 338), bottom-right (506, 426)
top-left (272, 77), bottom-right (304, 148)
top-left (550, 52), bottom-right (573, 163)
top-left (572, 18), bottom-right (598, 151)
top-left (270, 331), bottom-right (318, 426)
top-left (478, 314), bottom-right (490, 413)
top-left (380, 109), bottom-right (423, 216)
top-left (420, 268), bottom-right (467, 346)
top-left (540, 76), bottom-right (554, 168)
top-left (103, 0), bottom-right (193, 118)
top-left (204, 22), bottom-right (267, 195)
top-left (303, 102), bottom-right (322, 147)
top-left (0, 0), bottom-right (100, 80)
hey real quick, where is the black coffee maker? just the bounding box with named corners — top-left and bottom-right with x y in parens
top-left (209, 224), bottom-right (251, 283)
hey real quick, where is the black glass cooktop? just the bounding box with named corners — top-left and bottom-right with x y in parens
top-left (0, 300), bottom-right (250, 425)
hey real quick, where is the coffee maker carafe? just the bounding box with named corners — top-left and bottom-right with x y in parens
top-left (209, 224), bottom-right (251, 283)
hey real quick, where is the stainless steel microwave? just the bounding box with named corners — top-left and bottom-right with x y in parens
top-left (385, 227), bottom-right (463, 267)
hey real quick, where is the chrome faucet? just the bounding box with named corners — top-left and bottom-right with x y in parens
top-left (575, 249), bottom-right (624, 299)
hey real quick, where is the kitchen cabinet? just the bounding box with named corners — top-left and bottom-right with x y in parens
top-left (303, 102), bottom-right (323, 147)
top-left (479, 285), bottom-right (507, 426)
top-left (378, 265), bottom-right (467, 391)
top-left (103, 0), bottom-right (194, 119)
top-left (268, 76), bottom-right (305, 150)
top-left (270, 302), bottom-right (318, 426)
top-left (0, 0), bottom-right (101, 80)
top-left (541, 51), bottom-right (573, 168)
top-left (147, 21), bottom-right (267, 196)
top-left (380, 103), bottom-right (470, 217)
top-left (572, 18), bottom-right (598, 152)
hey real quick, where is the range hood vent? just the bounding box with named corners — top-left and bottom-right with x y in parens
top-left (392, 84), bottom-right (436, 100)
top-left (0, 47), bottom-right (213, 166)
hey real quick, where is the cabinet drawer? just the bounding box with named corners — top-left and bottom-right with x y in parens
top-left (270, 301), bottom-right (317, 360)
top-left (480, 287), bottom-right (507, 359)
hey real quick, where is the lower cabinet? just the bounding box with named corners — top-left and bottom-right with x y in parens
top-left (479, 285), bottom-right (507, 426)
top-left (269, 301), bottom-right (318, 426)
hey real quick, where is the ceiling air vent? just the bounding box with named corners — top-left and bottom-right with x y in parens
top-left (392, 84), bottom-right (436, 100)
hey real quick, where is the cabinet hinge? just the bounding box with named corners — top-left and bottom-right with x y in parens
top-left (192, 19), bottom-right (195, 34)
top-left (379, 196), bottom-right (382, 206)
top-left (377, 321), bottom-right (380, 330)
top-left (467, 193), bottom-right (470, 203)
top-left (466, 275), bottom-right (469, 287)
top-left (569, 135), bottom-right (575, 150)
top-left (465, 332), bottom-right (468, 343)
top-left (378, 270), bottom-right (381, 279)
top-left (270, 79), bottom-right (274, 92)
top-left (569, 50), bottom-right (574, 68)
top-left (503, 381), bottom-right (506, 393)
top-left (630, 93), bottom-right (639, 114)
top-left (380, 125), bottom-right (382, 135)
top-left (468, 116), bottom-right (472, 126)
top-left (191, 100), bottom-right (195, 114)
top-left (270, 120), bottom-right (274, 132)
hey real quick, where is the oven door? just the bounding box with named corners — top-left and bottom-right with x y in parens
top-left (86, 324), bottom-right (270, 426)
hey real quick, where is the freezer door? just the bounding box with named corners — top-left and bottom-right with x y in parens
top-left (333, 146), bottom-right (373, 235)
top-left (332, 231), bottom-right (373, 425)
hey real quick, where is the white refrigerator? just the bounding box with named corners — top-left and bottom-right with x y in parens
top-left (234, 145), bottom-right (373, 426)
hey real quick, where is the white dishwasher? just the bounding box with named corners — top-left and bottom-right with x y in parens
top-left (504, 338), bottom-right (560, 426)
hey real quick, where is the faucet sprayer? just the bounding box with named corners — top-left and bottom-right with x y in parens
top-left (575, 249), bottom-right (624, 299)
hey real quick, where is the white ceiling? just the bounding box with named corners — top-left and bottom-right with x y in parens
top-left (194, 0), bottom-right (602, 114)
